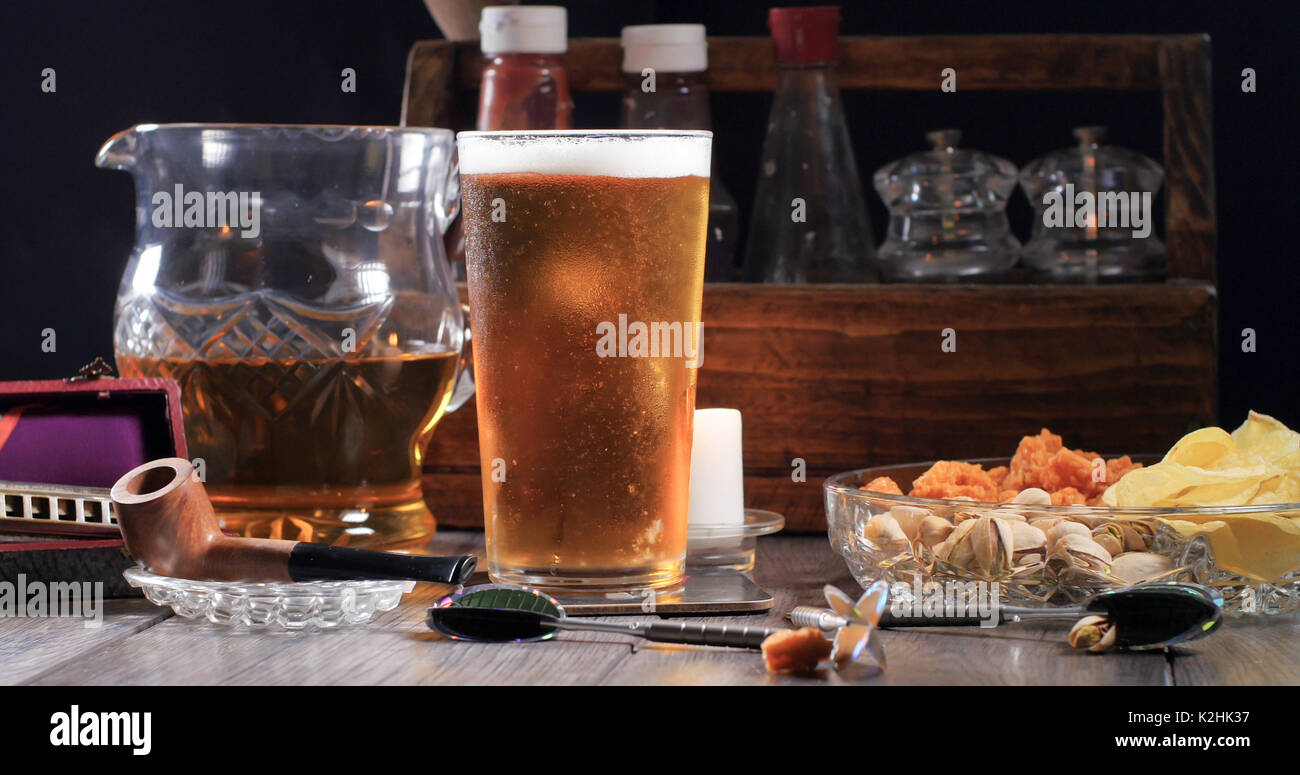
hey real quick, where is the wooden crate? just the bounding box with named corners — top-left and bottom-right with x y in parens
top-left (403, 35), bottom-right (1217, 533)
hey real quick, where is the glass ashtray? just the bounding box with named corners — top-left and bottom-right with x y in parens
top-left (123, 567), bottom-right (415, 629)
top-left (825, 459), bottom-right (1300, 616)
top-left (687, 509), bottom-right (784, 572)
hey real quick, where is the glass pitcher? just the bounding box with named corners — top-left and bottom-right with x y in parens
top-left (97, 124), bottom-right (471, 549)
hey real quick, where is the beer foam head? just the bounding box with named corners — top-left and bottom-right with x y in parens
top-left (457, 130), bottom-right (711, 178)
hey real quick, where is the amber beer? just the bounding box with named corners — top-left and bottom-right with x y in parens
top-left (458, 130), bottom-right (711, 590)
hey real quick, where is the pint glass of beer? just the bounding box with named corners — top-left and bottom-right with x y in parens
top-left (457, 130), bottom-right (712, 590)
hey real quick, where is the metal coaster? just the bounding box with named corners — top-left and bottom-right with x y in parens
top-left (462, 569), bottom-right (774, 616)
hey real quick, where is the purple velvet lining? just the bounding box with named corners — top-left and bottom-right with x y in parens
top-left (0, 408), bottom-right (152, 489)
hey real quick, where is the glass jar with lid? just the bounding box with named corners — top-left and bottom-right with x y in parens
top-left (873, 129), bottom-right (1019, 282)
top-left (1019, 126), bottom-right (1165, 282)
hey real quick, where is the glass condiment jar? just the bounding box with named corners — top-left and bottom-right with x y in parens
top-left (873, 129), bottom-right (1020, 282)
top-left (620, 24), bottom-right (738, 281)
top-left (743, 5), bottom-right (875, 283)
top-left (1020, 126), bottom-right (1165, 282)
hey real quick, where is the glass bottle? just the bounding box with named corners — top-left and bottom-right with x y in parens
top-left (476, 5), bottom-right (573, 130)
top-left (873, 129), bottom-right (1020, 281)
top-left (620, 24), bottom-right (738, 281)
top-left (744, 5), bottom-right (875, 283)
top-left (449, 5), bottom-right (574, 276)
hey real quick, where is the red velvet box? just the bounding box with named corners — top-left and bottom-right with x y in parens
top-left (0, 373), bottom-right (188, 595)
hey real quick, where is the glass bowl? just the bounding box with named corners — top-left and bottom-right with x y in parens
top-left (124, 568), bottom-right (414, 629)
top-left (824, 458), bottom-right (1300, 616)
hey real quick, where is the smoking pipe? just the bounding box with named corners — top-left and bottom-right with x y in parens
top-left (110, 458), bottom-right (476, 585)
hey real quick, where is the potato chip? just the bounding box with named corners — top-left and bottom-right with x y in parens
top-left (1163, 514), bottom-right (1300, 582)
top-left (1107, 413), bottom-right (1300, 580)
top-left (1253, 474), bottom-right (1300, 505)
top-left (1105, 414), bottom-right (1300, 508)
top-left (1233, 411), bottom-right (1300, 463)
top-left (1163, 427), bottom-right (1235, 467)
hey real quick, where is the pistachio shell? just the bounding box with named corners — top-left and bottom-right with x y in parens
top-left (1028, 517), bottom-right (1062, 534)
top-left (1093, 623), bottom-right (1119, 652)
top-left (933, 519), bottom-right (973, 566)
top-left (1046, 520), bottom-right (1091, 550)
top-left (1093, 531), bottom-right (1124, 557)
top-left (889, 505), bottom-right (931, 542)
top-left (1048, 533), bottom-right (1113, 574)
top-left (1012, 487), bottom-right (1052, 506)
top-left (1068, 615), bottom-right (1109, 649)
top-left (863, 514), bottom-right (909, 552)
top-left (945, 516), bottom-right (1014, 578)
top-left (1008, 521), bottom-right (1047, 558)
top-left (975, 517), bottom-right (1016, 577)
top-left (919, 515), bottom-right (955, 548)
top-left (1120, 522), bottom-right (1155, 552)
top-left (1109, 552), bottom-right (1175, 584)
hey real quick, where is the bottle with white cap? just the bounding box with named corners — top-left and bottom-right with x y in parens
top-left (620, 24), bottom-right (739, 281)
top-left (477, 5), bottom-right (573, 130)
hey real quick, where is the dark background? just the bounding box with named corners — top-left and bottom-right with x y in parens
top-left (0, 0), bottom-right (1295, 426)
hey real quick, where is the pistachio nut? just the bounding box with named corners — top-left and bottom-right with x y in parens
top-left (863, 513), bottom-right (910, 553)
top-left (1047, 532), bottom-right (1113, 574)
top-left (1092, 523), bottom-right (1125, 556)
top-left (936, 516), bottom-right (1015, 578)
top-left (919, 515), bottom-right (956, 548)
top-left (1109, 552), bottom-right (1175, 584)
top-left (1068, 614), bottom-right (1117, 653)
top-left (1007, 520), bottom-right (1047, 563)
top-left (1012, 487), bottom-right (1052, 506)
top-left (889, 505), bottom-right (932, 542)
top-left (1119, 521), bottom-right (1156, 552)
top-left (1046, 520), bottom-right (1091, 551)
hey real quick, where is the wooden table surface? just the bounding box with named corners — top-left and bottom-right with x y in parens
top-left (2, 531), bottom-right (1294, 686)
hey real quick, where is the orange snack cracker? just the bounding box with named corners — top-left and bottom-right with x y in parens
top-left (856, 428), bottom-right (1141, 504)
top-left (863, 476), bottom-right (903, 495)
top-left (761, 627), bottom-right (833, 675)
top-left (1003, 429), bottom-right (1141, 505)
top-left (909, 460), bottom-right (1001, 501)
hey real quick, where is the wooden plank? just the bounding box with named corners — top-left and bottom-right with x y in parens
top-left (1160, 36), bottom-right (1216, 282)
top-left (602, 538), bottom-right (1168, 685)
top-left (598, 625), bottom-right (1171, 686)
top-left (20, 531), bottom-right (632, 686)
top-left (424, 282), bottom-right (1216, 532)
top-left (427, 35), bottom-right (1169, 94)
top-left (24, 584), bottom-right (635, 686)
top-left (401, 40), bottom-right (457, 129)
top-left (0, 598), bottom-right (171, 685)
top-left (16, 537), bottom-right (1285, 686)
top-left (1169, 616), bottom-right (1300, 686)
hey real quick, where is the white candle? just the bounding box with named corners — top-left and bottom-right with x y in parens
top-left (688, 408), bottom-right (745, 528)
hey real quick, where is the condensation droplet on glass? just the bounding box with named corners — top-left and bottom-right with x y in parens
top-left (358, 200), bottom-right (394, 232)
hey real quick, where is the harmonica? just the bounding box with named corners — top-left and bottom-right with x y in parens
top-left (0, 479), bottom-right (119, 537)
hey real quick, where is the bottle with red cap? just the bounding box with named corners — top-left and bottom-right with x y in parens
top-left (743, 6), bottom-right (875, 282)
